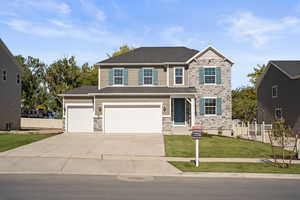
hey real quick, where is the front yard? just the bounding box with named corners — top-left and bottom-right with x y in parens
top-left (164, 135), bottom-right (292, 158)
top-left (170, 161), bottom-right (300, 174)
top-left (0, 133), bottom-right (56, 152)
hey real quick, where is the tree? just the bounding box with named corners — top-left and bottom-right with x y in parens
top-left (78, 63), bottom-right (98, 86)
top-left (247, 64), bottom-right (266, 86)
top-left (15, 55), bottom-right (48, 112)
top-left (232, 87), bottom-right (257, 122)
top-left (107, 45), bottom-right (134, 57)
top-left (46, 56), bottom-right (81, 115)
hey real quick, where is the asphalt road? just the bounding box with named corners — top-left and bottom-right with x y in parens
top-left (0, 174), bottom-right (299, 200)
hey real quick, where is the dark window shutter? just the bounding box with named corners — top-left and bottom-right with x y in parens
top-left (153, 69), bottom-right (158, 85)
top-left (138, 68), bottom-right (143, 85)
top-left (124, 68), bottom-right (128, 85)
top-left (109, 68), bottom-right (113, 85)
top-left (199, 98), bottom-right (205, 115)
top-left (216, 67), bottom-right (221, 84)
top-left (198, 67), bottom-right (204, 84)
top-left (216, 98), bottom-right (222, 115)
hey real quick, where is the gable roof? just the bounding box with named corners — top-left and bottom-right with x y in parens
top-left (256, 60), bottom-right (300, 89)
top-left (0, 38), bottom-right (21, 70)
top-left (97, 47), bottom-right (199, 64)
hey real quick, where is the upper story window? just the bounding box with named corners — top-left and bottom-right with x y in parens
top-left (174, 67), bottom-right (184, 85)
top-left (204, 67), bottom-right (216, 84)
top-left (204, 98), bottom-right (216, 115)
top-left (272, 85), bottom-right (278, 98)
top-left (113, 68), bottom-right (124, 85)
top-left (16, 74), bottom-right (20, 84)
top-left (143, 68), bottom-right (153, 85)
top-left (2, 70), bottom-right (7, 81)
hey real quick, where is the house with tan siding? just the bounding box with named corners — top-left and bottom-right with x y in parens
top-left (60, 46), bottom-right (233, 135)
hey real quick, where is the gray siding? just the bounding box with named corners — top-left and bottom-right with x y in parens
top-left (168, 66), bottom-right (189, 87)
top-left (0, 40), bottom-right (21, 130)
top-left (257, 64), bottom-right (300, 132)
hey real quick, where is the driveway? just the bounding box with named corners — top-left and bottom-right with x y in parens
top-left (0, 133), bottom-right (165, 159)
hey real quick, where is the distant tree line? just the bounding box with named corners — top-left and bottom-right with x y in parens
top-left (16, 45), bottom-right (133, 117)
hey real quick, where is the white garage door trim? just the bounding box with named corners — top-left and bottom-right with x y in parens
top-left (66, 103), bottom-right (94, 133)
top-left (103, 102), bottom-right (162, 134)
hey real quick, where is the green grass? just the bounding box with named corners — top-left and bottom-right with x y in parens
top-left (164, 135), bottom-right (292, 158)
top-left (170, 161), bottom-right (300, 174)
top-left (0, 133), bottom-right (57, 152)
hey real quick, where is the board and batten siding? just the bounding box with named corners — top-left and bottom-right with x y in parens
top-left (99, 66), bottom-right (167, 88)
top-left (94, 96), bottom-right (170, 116)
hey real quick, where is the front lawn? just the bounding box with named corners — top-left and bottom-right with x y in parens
top-left (164, 135), bottom-right (292, 158)
top-left (170, 161), bottom-right (300, 174)
top-left (0, 133), bottom-right (56, 152)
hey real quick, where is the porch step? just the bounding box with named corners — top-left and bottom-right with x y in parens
top-left (171, 126), bottom-right (191, 135)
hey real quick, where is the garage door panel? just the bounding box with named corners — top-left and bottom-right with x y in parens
top-left (67, 106), bottom-right (93, 133)
top-left (104, 105), bottom-right (162, 133)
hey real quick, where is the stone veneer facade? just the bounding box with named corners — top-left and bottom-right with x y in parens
top-left (188, 49), bottom-right (232, 135)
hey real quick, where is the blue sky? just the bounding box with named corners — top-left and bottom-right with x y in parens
top-left (1, 0), bottom-right (300, 88)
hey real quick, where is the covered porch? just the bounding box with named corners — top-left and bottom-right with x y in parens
top-left (170, 95), bottom-right (196, 134)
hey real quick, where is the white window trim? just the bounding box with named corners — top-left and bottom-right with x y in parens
top-left (174, 67), bottom-right (184, 86)
top-left (203, 66), bottom-right (216, 85)
top-left (275, 107), bottom-right (282, 118)
top-left (272, 85), bottom-right (278, 98)
top-left (113, 68), bottom-right (124, 86)
top-left (143, 67), bottom-right (154, 86)
top-left (203, 97), bottom-right (217, 116)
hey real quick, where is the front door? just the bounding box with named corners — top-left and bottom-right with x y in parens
top-left (174, 99), bottom-right (185, 125)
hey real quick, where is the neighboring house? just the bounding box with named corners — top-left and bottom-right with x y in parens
top-left (257, 60), bottom-right (300, 132)
top-left (60, 46), bottom-right (233, 134)
top-left (0, 39), bottom-right (21, 130)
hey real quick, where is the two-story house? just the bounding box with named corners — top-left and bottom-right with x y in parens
top-left (0, 39), bottom-right (21, 130)
top-left (60, 46), bottom-right (233, 135)
top-left (257, 60), bottom-right (300, 132)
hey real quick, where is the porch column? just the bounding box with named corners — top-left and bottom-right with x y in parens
top-left (191, 98), bottom-right (195, 126)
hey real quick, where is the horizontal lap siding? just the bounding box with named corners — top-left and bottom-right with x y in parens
top-left (64, 97), bottom-right (93, 104)
top-left (100, 66), bottom-right (167, 88)
top-left (95, 96), bottom-right (170, 116)
top-left (168, 66), bottom-right (188, 87)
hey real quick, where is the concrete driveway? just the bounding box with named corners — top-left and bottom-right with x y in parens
top-left (1, 133), bottom-right (165, 159)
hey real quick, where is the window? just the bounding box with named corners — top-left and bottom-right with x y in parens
top-left (272, 85), bottom-right (278, 98)
top-left (17, 74), bottom-right (20, 84)
top-left (204, 98), bottom-right (216, 115)
top-left (204, 67), bottom-right (216, 84)
top-left (143, 68), bottom-right (153, 85)
top-left (275, 108), bottom-right (282, 118)
top-left (113, 68), bottom-right (123, 85)
top-left (174, 67), bottom-right (184, 85)
top-left (3, 70), bottom-right (7, 81)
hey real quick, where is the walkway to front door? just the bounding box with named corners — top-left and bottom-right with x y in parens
top-left (173, 98), bottom-right (185, 126)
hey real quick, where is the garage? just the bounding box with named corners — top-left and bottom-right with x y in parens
top-left (67, 105), bottom-right (93, 133)
top-left (103, 103), bottom-right (162, 133)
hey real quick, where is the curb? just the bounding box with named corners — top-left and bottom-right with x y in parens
top-left (1, 171), bottom-right (300, 180)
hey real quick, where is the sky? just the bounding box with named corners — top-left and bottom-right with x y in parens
top-left (1, 0), bottom-right (300, 88)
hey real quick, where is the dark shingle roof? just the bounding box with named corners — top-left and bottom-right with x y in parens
top-left (271, 60), bottom-right (300, 78)
top-left (62, 86), bottom-right (196, 95)
top-left (98, 47), bottom-right (199, 64)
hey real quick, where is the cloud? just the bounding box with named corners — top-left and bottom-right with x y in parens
top-left (56, 2), bottom-right (71, 15)
top-left (79, 0), bottom-right (106, 22)
top-left (160, 25), bottom-right (205, 47)
top-left (222, 12), bottom-right (300, 47)
top-left (48, 19), bottom-right (72, 28)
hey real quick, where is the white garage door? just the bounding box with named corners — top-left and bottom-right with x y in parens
top-left (104, 104), bottom-right (162, 133)
top-left (67, 106), bottom-right (93, 133)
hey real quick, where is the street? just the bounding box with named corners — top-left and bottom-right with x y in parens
top-left (0, 174), bottom-right (299, 200)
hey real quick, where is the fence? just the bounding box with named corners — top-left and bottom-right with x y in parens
top-left (21, 118), bottom-right (63, 129)
top-left (232, 121), bottom-right (272, 143)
